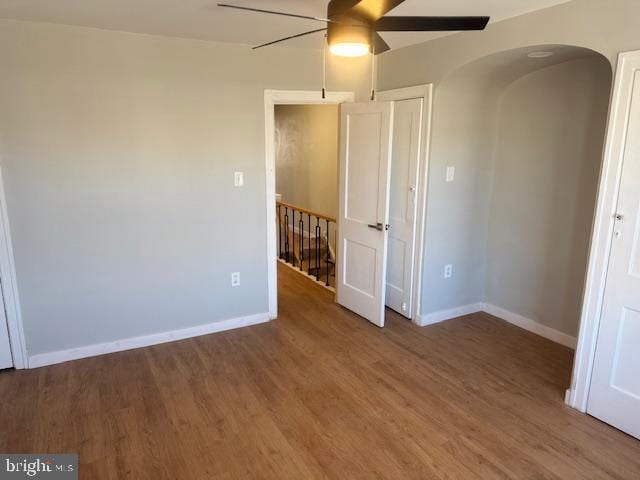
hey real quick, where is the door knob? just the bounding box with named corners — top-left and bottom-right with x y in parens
top-left (367, 223), bottom-right (390, 231)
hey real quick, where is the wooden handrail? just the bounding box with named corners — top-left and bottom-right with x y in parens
top-left (276, 200), bottom-right (336, 223)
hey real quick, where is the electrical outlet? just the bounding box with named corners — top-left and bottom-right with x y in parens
top-left (234, 172), bottom-right (244, 187)
top-left (444, 264), bottom-right (453, 279)
top-left (446, 166), bottom-right (455, 182)
top-left (231, 272), bottom-right (241, 287)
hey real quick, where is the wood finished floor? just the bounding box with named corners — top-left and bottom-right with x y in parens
top-left (1, 264), bottom-right (639, 479)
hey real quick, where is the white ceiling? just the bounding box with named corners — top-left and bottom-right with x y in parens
top-left (0, 0), bottom-right (572, 51)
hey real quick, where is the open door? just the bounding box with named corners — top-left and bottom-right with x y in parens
top-left (587, 58), bottom-right (640, 440)
top-left (336, 101), bottom-right (393, 327)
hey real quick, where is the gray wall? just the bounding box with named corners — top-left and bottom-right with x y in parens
top-left (0, 19), bottom-right (370, 356)
top-left (422, 77), bottom-right (501, 313)
top-left (275, 104), bottom-right (339, 219)
top-left (378, 0), bottom-right (640, 333)
top-left (378, 0), bottom-right (640, 89)
top-left (486, 58), bottom-right (611, 335)
top-left (421, 51), bottom-right (611, 336)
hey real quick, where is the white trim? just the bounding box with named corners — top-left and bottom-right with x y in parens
top-left (29, 312), bottom-right (270, 368)
top-left (264, 90), bottom-right (354, 320)
top-left (417, 301), bottom-right (577, 348)
top-left (417, 303), bottom-right (483, 327)
top-left (483, 303), bottom-right (577, 349)
top-left (568, 50), bottom-right (640, 411)
top-left (377, 85), bottom-right (433, 326)
top-left (0, 166), bottom-right (27, 369)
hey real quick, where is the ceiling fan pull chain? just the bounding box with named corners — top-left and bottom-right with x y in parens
top-left (370, 50), bottom-right (376, 101)
top-left (322, 34), bottom-right (327, 99)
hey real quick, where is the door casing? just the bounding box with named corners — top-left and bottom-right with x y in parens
top-left (0, 165), bottom-right (26, 369)
top-left (264, 90), bottom-right (354, 320)
top-left (264, 87), bottom-right (432, 327)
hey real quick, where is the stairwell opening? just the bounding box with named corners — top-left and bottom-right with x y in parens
top-left (275, 103), bottom-right (339, 291)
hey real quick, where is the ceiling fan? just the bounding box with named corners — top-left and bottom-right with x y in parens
top-left (218, 0), bottom-right (489, 57)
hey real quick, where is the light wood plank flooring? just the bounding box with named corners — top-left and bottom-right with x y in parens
top-left (1, 264), bottom-right (639, 479)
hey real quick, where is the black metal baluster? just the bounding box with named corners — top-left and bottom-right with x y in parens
top-left (298, 211), bottom-right (304, 270)
top-left (326, 219), bottom-right (330, 286)
top-left (307, 213), bottom-right (311, 275)
top-left (277, 204), bottom-right (282, 259)
top-left (315, 217), bottom-right (321, 280)
top-left (284, 207), bottom-right (289, 263)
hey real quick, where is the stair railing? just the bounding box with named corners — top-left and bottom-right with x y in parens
top-left (276, 200), bottom-right (336, 287)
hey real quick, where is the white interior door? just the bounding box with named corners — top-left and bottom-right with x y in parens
top-left (587, 68), bottom-right (640, 440)
top-left (0, 283), bottom-right (13, 369)
top-left (336, 101), bottom-right (393, 327)
top-left (385, 98), bottom-right (422, 318)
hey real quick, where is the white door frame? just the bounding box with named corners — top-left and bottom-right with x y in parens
top-left (377, 84), bottom-right (433, 325)
top-left (0, 165), bottom-right (27, 369)
top-left (567, 50), bottom-right (639, 411)
top-left (264, 89), bottom-right (354, 319)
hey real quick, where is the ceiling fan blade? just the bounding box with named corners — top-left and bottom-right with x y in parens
top-left (218, 4), bottom-right (332, 23)
top-left (252, 28), bottom-right (327, 50)
top-left (372, 32), bottom-right (390, 55)
top-left (328, 0), bottom-right (405, 22)
top-left (327, 0), bottom-right (361, 17)
top-left (375, 16), bottom-right (490, 31)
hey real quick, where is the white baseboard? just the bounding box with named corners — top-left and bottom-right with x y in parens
top-left (417, 303), bottom-right (484, 327)
top-left (564, 388), bottom-right (573, 405)
top-left (28, 312), bottom-right (271, 368)
top-left (417, 302), bottom-right (577, 349)
top-left (482, 303), bottom-right (577, 349)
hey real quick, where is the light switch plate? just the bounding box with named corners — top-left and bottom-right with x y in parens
top-left (446, 166), bottom-right (455, 182)
top-left (234, 172), bottom-right (244, 187)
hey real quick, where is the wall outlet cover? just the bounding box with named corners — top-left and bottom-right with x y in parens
top-left (444, 264), bottom-right (453, 278)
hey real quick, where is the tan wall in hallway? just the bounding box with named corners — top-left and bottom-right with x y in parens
top-left (275, 105), bottom-right (339, 219)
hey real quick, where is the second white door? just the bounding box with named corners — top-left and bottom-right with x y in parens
top-left (384, 98), bottom-right (423, 318)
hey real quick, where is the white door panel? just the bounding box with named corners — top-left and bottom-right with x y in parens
top-left (0, 283), bottom-right (13, 369)
top-left (385, 98), bottom-right (422, 318)
top-left (337, 102), bottom-right (393, 327)
top-left (587, 70), bottom-right (640, 439)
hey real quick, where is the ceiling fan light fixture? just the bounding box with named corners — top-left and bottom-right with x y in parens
top-left (330, 42), bottom-right (370, 57)
top-left (327, 20), bottom-right (371, 57)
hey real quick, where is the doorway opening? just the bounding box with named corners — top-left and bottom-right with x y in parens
top-left (265, 90), bottom-right (353, 320)
top-left (265, 87), bottom-right (432, 326)
top-left (429, 44), bottom-right (612, 401)
top-left (275, 103), bottom-right (340, 291)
